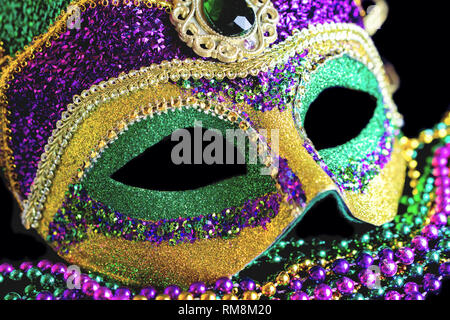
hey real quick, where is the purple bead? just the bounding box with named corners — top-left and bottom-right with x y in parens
top-left (214, 277), bottom-right (233, 293)
top-left (430, 212), bottom-right (447, 227)
top-left (36, 260), bottom-right (52, 271)
top-left (139, 286), bottom-right (157, 300)
top-left (79, 274), bottom-right (93, 285)
top-left (61, 289), bottom-right (81, 300)
top-left (396, 247), bottom-right (415, 265)
top-left (93, 287), bottom-right (113, 300)
top-left (81, 280), bottom-right (100, 297)
top-left (0, 263), bottom-right (14, 273)
top-left (422, 224), bottom-right (439, 240)
top-left (384, 290), bottom-right (402, 300)
top-left (436, 177), bottom-right (450, 187)
top-left (239, 279), bottom-right (256, 292)
top-left (404, 292), bottom-right (424, 300)
top-left (356, 253), bottom-right (374, 269)
top-left (309, 266), bottom-right (326, 282)
top-left (50, 262), bottom-right (67, 275)
top-left (290, 291), bottom-right (309, 300)
top-left (379, 259), bottom-right (398, 277)
top-left (332, 259), bottom-right (350, 275)
top-left (358, 269), bottom-right (377, 287)
top-left (336, 277), bottom-right (355, 294)
top-left (439, 262), bottom-right (450, 277)
top-left (314, 284), bottom-right (332, 300)
top-left (164, 285), bottom-right (181, 299)
top-left (36, 292), bottom-right (54, 300)
top-left (403, 282), bottom-right (419, 294)
top-left (114, 287), bottom-right (132, 300)
top-left (423, 274), bottom-right (441, 293)
top-left (19, 262), bottom-right (33, 272)
top-left (379, 248), bottom-right (394, 261)
top-left (289, 279), bottom-right (303, 292)
top-left (411, 236), bottom-right (429, 253)
top-left (189, 282), bottom-right (207, 296)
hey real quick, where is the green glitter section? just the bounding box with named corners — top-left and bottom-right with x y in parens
top-left (297, 55), bottom-right (387, 173)
top-left (0, 0), bottom-right (73, 56)
top-left (82, 107), bottom-right (276, 221)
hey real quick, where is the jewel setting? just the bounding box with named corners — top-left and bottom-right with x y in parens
top-left (170, 0), bottom-right (279, 63)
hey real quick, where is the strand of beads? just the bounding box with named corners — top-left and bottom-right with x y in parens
top-left (1, 116), bottom-right (449, 300)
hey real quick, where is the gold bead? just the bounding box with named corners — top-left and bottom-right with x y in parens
top-left (409, 138), bottom-right (419, 149)
top-left (200, 291), bottom-right (216, 300)
top-left (242, 290), bottom-right (259, 300)
top-left (276, 272), bottom-right (290, 286)
top-left (155, 294), bottom-right (171, 300)
top-left (261, 282), bottom-right (276, 297)
top-left (222, 294), bottom-right (238, 300)
top-left (287, 264), bottom-right (300, 275)
top-left (132, 295), bottom-right (148, 300)
top-left (178, 292), bottom-right (194, 300)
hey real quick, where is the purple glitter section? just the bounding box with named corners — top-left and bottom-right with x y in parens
top-left (6, 5), bottom-right (194, 197)
top-left (273, 0), bottom-right (364, 43)
top-left (6, 1), bottom-right (363, 197)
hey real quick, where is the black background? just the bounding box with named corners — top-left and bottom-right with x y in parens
top-left (0, 0), bottom-right (448, 302)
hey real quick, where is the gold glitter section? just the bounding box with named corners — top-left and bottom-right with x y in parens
top-left (64, 199), bottom-right (296, 288)
top-left (241, 104), bottom-right (337, 201)
top-left (240, 104), bottom-right (406, 226)
top-left (343, 139), bottom-right (406, 226)
top-left (37, 83), bottom-right (186, 237)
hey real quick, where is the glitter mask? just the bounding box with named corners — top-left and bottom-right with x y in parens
top-left (0, 0), bottom-right (413, 289)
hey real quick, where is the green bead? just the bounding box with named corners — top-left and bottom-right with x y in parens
top-left (8, 269), bottom-right (23, 281)
top-left (53, 288), bottom-right (65, 297)
top-left (410, 264), bottom-right (424, 276)
top-left (24, 285), bottom-right (38, 298)
top-left (353, 293), bottom-right (365, 300)
top-left (40, 274), bottom-right (56, 289)
top-left (4, 292), bottom-right (21, 300)
top-left (26, 267), bottom-right (42, 281)
top-left (0, 274), bottom-right (3, 283)
top-left (429, 252), bottom-right (440, 262)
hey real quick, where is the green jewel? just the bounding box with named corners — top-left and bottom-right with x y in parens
top-left (203, 0), bottom-right (256, 37)
top-left (24, 285), bottom-right (38, 298)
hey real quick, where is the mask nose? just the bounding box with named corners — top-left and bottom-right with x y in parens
top-left (291, 192), bottom-right (375, 240)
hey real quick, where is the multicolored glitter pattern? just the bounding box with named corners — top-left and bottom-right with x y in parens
top-left (176, 50), bottom-right (308, 112)
top-left (81, 107), bottom-right (276, 220)
top-left (304, 119), bottom-right (396, 192)
top-left (4, 0), bottom-right (364, 198)
top-left (295, 54), bottom-right (398, 192)
top-left (48, 184), bottom-right (281, 252)
top-left (6, 4), bottom-right (193, 197)
top-left (48, 155), bottom-right (305, 251)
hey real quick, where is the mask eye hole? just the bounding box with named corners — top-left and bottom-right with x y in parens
top-left (304, 87), bottom-right (377, 151)
top-left (111, 127), bottom-right (247, 191)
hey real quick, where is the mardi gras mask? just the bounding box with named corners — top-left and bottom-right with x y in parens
top-left (0, 0), bottom-right (448, 298)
